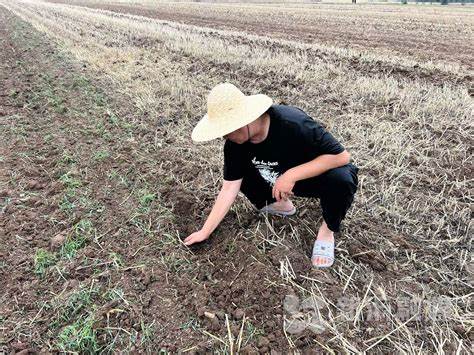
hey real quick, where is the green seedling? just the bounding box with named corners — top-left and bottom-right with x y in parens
top-left (51, 284), bottom-right (99, 330)
top-left (34, 248), bottom-right (57, 276)
top-left (60, 220), bottom-right (93, 259)
top-left (93, 150), bottom-right (110, 161)
top-left (56, 315), bottom-right (101, 353)
top-left (59, 172), bottom-right (81, 189)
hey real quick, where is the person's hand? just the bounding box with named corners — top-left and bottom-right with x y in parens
top-left (272, 172), bottom-right (295, 202)
top-left (183, 229), bottom-right (209, 246)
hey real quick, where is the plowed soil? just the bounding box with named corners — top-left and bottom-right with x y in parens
top-left (0, 7), bottom-right (339, 353)
top-left (0, 2), bottom-right (472, 354)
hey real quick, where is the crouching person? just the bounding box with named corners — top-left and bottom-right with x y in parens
top-left (184, 83), bottom-right (359, 268)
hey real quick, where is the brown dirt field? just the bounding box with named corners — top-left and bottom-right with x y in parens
top-left (0, 6), bottom-right (340, 353)
top-left (0, 1), bottom-right (472, 354)
top-left (48, 0), bottom-right (474, 73)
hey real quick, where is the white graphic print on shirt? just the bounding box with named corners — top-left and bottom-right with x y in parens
top-left (251, 157), bottom-right (280, 186)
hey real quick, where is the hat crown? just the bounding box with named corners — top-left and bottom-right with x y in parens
top-left (207, 83), bottom-right (245, 120)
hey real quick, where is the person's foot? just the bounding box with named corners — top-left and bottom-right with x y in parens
top-left (259, 199), bottom-right (296, 215)
top-left (269, 198), bottom-right (294, 212)
top-left (312, 221), bottom-right (335, 267)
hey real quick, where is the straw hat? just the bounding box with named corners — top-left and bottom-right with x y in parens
top-left (191, 82), bottom-right (273, 142)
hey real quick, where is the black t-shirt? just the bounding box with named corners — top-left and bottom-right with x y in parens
top-left (223, 104), bottom-right (345, 186)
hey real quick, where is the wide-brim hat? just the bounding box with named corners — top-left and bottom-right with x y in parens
top-left (192, 82), bottom-right (273, 142)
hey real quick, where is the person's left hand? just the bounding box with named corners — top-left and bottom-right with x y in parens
top-left (272, 172), bottom-right (295, 202)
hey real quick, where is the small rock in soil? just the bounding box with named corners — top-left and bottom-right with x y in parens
top-left (50, 231), bottom-right (67, 250)
top-left (233, 308), bottom-right (245, 320)
top-left (204, 311), bottom-right (216, 319)
top-left (197, 306), bottom-right (207, 317)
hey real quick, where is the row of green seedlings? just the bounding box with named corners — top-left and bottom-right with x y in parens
top-left (35, 153), bottom-right (97, 276)
top-left (34, 219), bottom-right (94, 277)
top-left (40, 282), bottom-right (155, 353)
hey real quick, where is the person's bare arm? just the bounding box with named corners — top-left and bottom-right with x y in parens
top-left (272, 150), bottom-right (351, 202)
top-left (285, 150), bottom-right (350, 182)
top-left (183, 178), bottom-right (242, 246)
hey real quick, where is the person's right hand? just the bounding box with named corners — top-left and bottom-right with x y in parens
top-left (183, 230), bottom-right (209, 246)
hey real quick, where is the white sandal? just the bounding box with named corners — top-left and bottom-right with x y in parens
top-left (311, 239), bottom-right (335, 268)
top-left (259, 204), bottom-right (296, 216)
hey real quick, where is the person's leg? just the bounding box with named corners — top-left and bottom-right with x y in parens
top-left (293, 163), bottom-right (359, 266)
top-left (317, 163), bottom-right (359, 233)
top-left (240, 167), bottom-right (294, 213)
top-left (240, 167), bottom-right (275, 210)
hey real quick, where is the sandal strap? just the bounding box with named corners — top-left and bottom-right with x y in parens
top-left (312, 240), bottom-right (334, 259)
top-left (260, 205), bottom-right (296, 216)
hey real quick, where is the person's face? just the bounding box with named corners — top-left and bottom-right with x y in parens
top-left (223, 125), bottom-right (249, 144)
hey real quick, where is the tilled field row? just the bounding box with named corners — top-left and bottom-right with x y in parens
top-left (46, 0), bottom-right (474, 71)
top-left (36, 0), bottom-right (474, 87)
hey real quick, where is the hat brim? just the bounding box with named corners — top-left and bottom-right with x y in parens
top-left (191, 94), bottom-right (273, 142)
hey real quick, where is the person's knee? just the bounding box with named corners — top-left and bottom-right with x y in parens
top-left (323, 166), bottom-right (357, 196)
